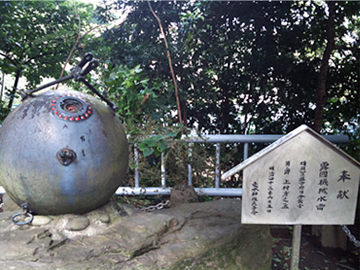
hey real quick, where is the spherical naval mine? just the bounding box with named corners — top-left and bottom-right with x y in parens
top-left (0, 89), bottom-right (129, 215)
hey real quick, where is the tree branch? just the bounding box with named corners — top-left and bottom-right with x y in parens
top-left (56, 0), bottom-right (82, 89)
top-left (0, 51), bottom-right (18, 66)
top-left (148, 2), bottom-right (183, 124)
top-left (55, 1), bottom-right (124, 89)
top-left (136, 93), bottom-right (150, 115)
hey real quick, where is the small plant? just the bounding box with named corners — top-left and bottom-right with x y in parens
top-left (121, 118), bottom-right (217, 189)
top-left (138, 132), bottom-right (181, 158)
top-left (282, 246), bottom-right (292, 257)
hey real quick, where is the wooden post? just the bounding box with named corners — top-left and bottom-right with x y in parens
top-left (290, 224), bottom-right (302, 270)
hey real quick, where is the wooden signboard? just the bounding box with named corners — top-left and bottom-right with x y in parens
top-left (223, 125), bottom-right (360, 225)
top-left (222, 125), bottom-right (360, 270)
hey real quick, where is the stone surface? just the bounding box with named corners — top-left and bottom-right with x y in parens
top-left (321, 225), bottom-right (347, 249)
top-left (86, 210), bottom-right (110, 224)
top-left (0, 198), bottom-right (272, 270)
top-left (64, 216), bottom-right (90, 231)
top-left (32, 215), bottom-right (53, 226)
top-left (170, 185), bottom-right (198, 207)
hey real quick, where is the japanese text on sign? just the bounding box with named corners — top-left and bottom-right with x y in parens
top-left (243, 158), bottom-right (359, 225)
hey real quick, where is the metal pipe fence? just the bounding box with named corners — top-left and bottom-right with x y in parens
top-left (115, 134), bottom-right (349, 197)
top-left (0, 134), bottom-right (349, 196)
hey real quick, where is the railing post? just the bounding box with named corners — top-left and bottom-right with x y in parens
top-left (188, 143), bottom-right (193, 186)
top-left (243, 142), bottom-right (249, 160)
top-left (215, 143), bottom-right (220, 188)
top-left (134, 144), bottom-right (140, 188)
top-left (161, 152), bottom-right (166, 187)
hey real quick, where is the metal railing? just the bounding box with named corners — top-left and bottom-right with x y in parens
top-left (115, 134), bottom-right (349, 197)
top-left (0, 134), bottom-right (349, 196)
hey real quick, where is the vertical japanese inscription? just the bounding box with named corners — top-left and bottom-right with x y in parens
top-left (251, 181), bottom-right (259, 215)
top-left (337, 170), bottom-right (351, 200)
top-left (297, 161), bottom-right (307, 208)
top-left (316, 161), bottom-right (329, 211)
top-left (267, 166), bottom-right (275, 213)
top-left (281, 161), bottom-right (291, 209)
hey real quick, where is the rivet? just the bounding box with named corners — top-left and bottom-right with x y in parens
top-left (70, 118), bottom-right (74, 121)
top-left (64, 117), bottom-right (68, 120)
top-left (59, 114), bottom-right (63, 118)
top-left (81, 116), bottom-right (85, 120)
top-left (51, 108), bottom-right (55, 111)
top-left (55, 111), bottom-right (58, 115)
top-left (75, 117), bottom-right (80, 121)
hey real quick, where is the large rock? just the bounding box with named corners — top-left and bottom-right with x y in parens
top-left (0, 196), bottom-right (272, 270)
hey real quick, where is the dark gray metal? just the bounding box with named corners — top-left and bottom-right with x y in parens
top-left (0, 89), bottom-right (129, 215)
top-left (11, 202), bottom-right (33, 226)
top-left (56, 148), bottom-right (77, 166)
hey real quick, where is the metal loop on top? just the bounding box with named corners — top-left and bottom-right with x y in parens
top-left (12, 202), bottom-right (34, 226)
top-left (12, 211), bottom-right (34, 226)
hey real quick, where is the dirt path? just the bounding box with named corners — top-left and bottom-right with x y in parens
top-left (271, 225), bottom-right (359, 270)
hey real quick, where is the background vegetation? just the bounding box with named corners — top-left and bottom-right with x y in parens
top-left (0, 0), bottom-right (359, 186)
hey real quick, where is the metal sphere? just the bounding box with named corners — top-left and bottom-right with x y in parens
top-left (0, 89), bottom-right (129, 215)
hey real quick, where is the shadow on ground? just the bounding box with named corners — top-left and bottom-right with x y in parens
top-left (271, 225), bottom-right (359, 270)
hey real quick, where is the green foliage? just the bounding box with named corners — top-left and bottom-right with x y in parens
top-left (93, 1), bottom-right (359, 163)
top-left (121, 120), bottom-right (217, 188)
top-left (124, 122), bottom-right (181, 187)
top-left (70, 61), bottom-right (177, 129)
top-left (0, 0), bottom-right (94, 113)
top-left (0, 101), bottom-right (10, 124)
top-left (102, 64), bottom-right (165, 126)
top-left (0, 0), bottom-right (359, 192)
top-left (139, 133), bottom-right (177, 158)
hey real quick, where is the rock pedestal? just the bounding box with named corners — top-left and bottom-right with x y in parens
top-left (0, 195), bottom-right (272, 270)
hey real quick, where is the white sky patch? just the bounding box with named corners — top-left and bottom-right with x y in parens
top-left (79, 0), bottom-right (130, 36)
top-left (79, 0), bottom-right (102, 8)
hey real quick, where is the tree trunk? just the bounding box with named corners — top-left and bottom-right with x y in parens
top-left (180, 98), bottom-right (187, 127)
top-left (313, 1), bottom-right (336, 133)
top-left (312, 2), bottom-right (348, 249)
top-left (220, 83), bottom-right (230, 134)
top-left (7, 69), bottom-right (21, 110)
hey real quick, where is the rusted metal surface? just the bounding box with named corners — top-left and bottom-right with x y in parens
top-left (0, 89), bottom-right (129, 215)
